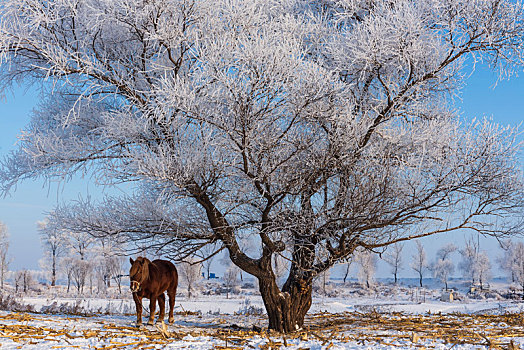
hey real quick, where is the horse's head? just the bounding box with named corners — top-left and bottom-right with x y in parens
top-left (129, 256), bottom-right (150, 293)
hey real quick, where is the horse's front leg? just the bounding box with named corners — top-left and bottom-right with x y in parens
top-left (148, 295), bottom-right (157, 325)
top-left (132, 293), bottom-right (143, 326)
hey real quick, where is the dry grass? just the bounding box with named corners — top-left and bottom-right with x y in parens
top-left (302, 311), bottom-right (524, 349)
top-left (0, 311), bottom-right (523, 349)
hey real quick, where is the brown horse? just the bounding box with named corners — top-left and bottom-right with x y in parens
top-left (129, 257), bottom-right (178, 325)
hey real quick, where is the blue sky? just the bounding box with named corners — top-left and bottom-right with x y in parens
top-left (0, 64), bottom-right (523, 279)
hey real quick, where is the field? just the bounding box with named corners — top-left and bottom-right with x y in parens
top-left (1, 280), bottom-right (524, 349)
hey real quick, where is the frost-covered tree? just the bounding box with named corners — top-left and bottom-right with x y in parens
top-left (476, 251), bottom-right (491, 290)
top-left (107, 255), bottom-right (126, 294)
top-left (313, 267), bottom-right (331, 296)
top-left (71, 259), bottom-right (91, 294)
top-left (38, 218), bottom-right (67, 287)
top-left (68, 231), bottom-right (94, 261)
top-left (0, 222), bottom-right (9, 289)
top-left (384, 243), bottom-right (404, 284)
top-left (92, 237), bottom-right (125, 289)
top-left (505, 241), bottom-right (524, 296)
top-left (60, 256), bottom-right (75, 293)
top-left (411, 241), bottom-right (428, 287)
top-left (14, 270), bottom-right (23, 293)
top-left (499, 239), bottom-right (518, 283)
top-left (178, 257), bottom-right (202, 299)
top-left (459, 236), bottom-right (492, 288)
top-left (459, 237), bottom-right (480, 285)
top-left (223, 264), bottom-right (240, 299)
top-left (355, 248), bottom-right (377, 288)
top-left (432, 243), bottom-right (457, 290)
top-left (14, 269), bottom-right (33, 294)
top-left (1, 0), bottom-right (524, 332)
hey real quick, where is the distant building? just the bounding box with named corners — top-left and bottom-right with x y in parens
top-left (440, 290), bottom-right (454, 302)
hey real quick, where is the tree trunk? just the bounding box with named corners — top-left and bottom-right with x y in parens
top-left (51, 255), bottom-right (56, 287)
top-left (343, 264), bottom-right (350, 283)
top-left (419, 272), bottom-right (423, 287)
top-left (258, 275), bottom-right (312, 333)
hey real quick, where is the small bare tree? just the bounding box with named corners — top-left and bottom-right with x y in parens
top-left (432, 243), bottom-right (457, 290)
top-left (384, 243), bottom-right (404, 284)
top-left (14, 270), bottom-right (23, 293)
top-left (499, 239), bottom-right (518, 283)
top-left (38, 218), bottom-right (67, 287)
top-left (355, 248), bottom-right (377, 289)
top-left (179, 258), bottom-right (202, 299)
top-left (459, 236), bottom-right (480, 285)
top-left (68, 231), bottom-right (94, 261)
top-left (509, 242), bottom-right (524, 298)
top-left (22, 270), bottom-right (33, 293)
top-left (476, 252), bottom-right (491, 290)
top-left (223, 264), bottom-right (240, 299)
top-left (313, 267), bottom-right (331, 296)
top-left (411, 241), bottom-right (428, 287)
top-left (60, 256), bottom-right (75, 293)
top-left (14, 270), bottom-right (33, 294)
top-left (342, 259), bottom-right (352, 284)
top-left (0, 222), bottom-right (9, 289)
top-left (71, 259), bottom-right (91, 294)
top-left (107, 256), bottom-right (126, 294)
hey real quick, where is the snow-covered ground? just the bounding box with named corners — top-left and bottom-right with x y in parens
top-left (1, 282), bottom-right (524, 349)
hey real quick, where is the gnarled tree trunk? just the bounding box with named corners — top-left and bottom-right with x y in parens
top-left (258, 274), bottom-right (313, 333)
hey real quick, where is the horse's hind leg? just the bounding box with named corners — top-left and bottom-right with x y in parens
top-left (157, 293), bottom-right (166, 323)
top-left (167, 288), bottom-right (176, 323)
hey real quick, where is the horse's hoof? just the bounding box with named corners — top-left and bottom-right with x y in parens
top-left (168, 318), bottom-right (174, 324)
top-left (147, 320), bottom-right (154, 326)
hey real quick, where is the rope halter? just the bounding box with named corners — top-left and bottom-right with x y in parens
top-left (130, 280), bottom-right (141, 293)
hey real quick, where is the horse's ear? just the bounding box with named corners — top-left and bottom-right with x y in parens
top-left (129, 257), bottom-right (134, 265)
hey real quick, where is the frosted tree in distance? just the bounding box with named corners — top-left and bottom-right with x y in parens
top-left (0, 222), bottom-right (9, 290)
top-left (411, 240), bottom-right (428, 288)
top-left (499, 239), bottom-right (518, 283)
top-left (476, 251), bottom-right (491, 290)
top-left (355, 248), bottom-right (377, 288)
top-left (432, 243), bottom-right (457, 290)
top-left (384, 243), bottom-right (404, 284)
top-left (1, 0), bottom-right (523, 332)
top-left (38, 218), bottom-right (67, 287)
top-left (459, 236), bottom-right (480, 285)
top-left (179, 257), bottom-right (202, 299)
top-left (507, 241), bottom-right (524, 297)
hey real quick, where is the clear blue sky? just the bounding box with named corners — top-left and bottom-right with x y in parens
top-left (0, 64), bottom-right (523, 279)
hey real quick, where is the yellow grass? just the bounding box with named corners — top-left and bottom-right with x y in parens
top-left (0, 311), bottom-right (523, 349)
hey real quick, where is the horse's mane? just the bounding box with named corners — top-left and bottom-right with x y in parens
top-left (142, 257), bottom-right (150, 282)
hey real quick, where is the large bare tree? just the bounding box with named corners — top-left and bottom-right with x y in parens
top-left (1, 0), bottom-right (523, 332)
